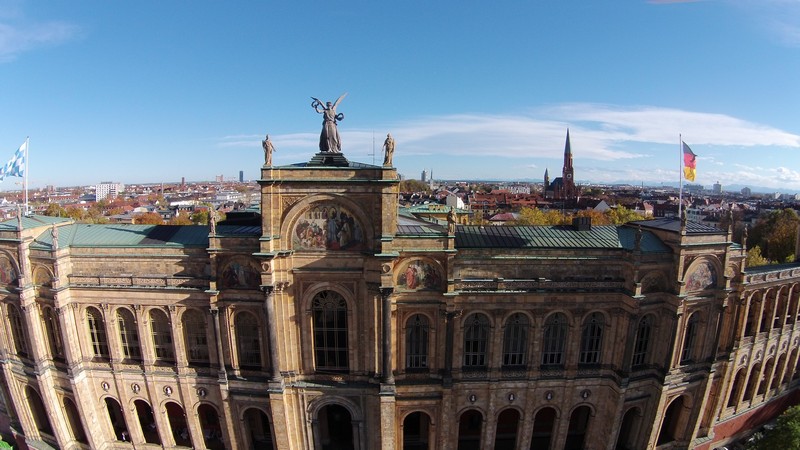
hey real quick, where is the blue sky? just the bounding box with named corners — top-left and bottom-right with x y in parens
top-left (1, 0), bottom-right (799, 192)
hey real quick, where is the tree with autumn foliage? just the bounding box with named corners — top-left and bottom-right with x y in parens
top-left (132, 212), bottom-right (164, 225)
top-left (747, 405), bottom-right (800, 449)
top-left (748, 209), bottom-right (799, 264)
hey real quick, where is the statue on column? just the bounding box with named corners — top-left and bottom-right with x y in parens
top-left (262, 134), bottom-right (275, 166)
top-left (311, 93), bottom-right (347, 153)
top-left (382, 133), bottom-right (395, 166)
top-left (448, 207), bottom-right (457, 235)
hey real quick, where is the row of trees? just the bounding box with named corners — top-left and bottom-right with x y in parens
top-left (511, 206), bottom-right (648, 226)
top-left (41, 202), bottom-right (220, 225)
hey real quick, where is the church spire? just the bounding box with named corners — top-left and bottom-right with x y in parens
top-left (564, 128), bottom-right (572, 169)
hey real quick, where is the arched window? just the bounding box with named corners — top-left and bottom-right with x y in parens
top-left (680, 313), bottom-right (699, 364)
top-left (405, 314), bottom-right (429, 369)
top-left (727, 369), bottom-right (745, 408)
top-left (542, 313), bottom-right (567, 367)
top-left (502, 313), bottom-right (529, 368)
top-left (632, 315), bottom-right (652, 367)
top-left (579, 313), bottom-right (604, 365)
top-left (64, 398), bottom-right (88, 444)
top-left (7, 304), bottom-right (28, 357)
top-left (183, 309), bottom-right (209, 364)
top-left (87, 307), bottom-right (109, 359)
top-left (236, 311), bottom-right (263, 369)
top-left (149, 309), bottom-right (174, 362)
top-left (43, 306), bottom-right (64, 359)
top-left (117, 308), bottom-right (141, 361)
top-left (463, 313), bottom-right (490, 368)
top-left (312, 290), bottom-right (349, 372)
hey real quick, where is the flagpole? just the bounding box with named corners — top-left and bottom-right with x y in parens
top-left (678, 134), bottom-right (683, 219)
top-left (24, 136), bottom-right (29, 215)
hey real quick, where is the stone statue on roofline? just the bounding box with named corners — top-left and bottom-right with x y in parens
top-left (262, 134), bottom-right (275, 166)
top-left (311, 93), bottom-right (347, 153)
top-left (448, 207), bottom-right (457, 235)
top-left (382, 133), bottom-right (395, 166)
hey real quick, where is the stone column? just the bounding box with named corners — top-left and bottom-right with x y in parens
top-left (260, 285), bottom-right (282, 385)
top-left (380, 287), bottom-right (395, 386)
top-left (443, 310), bottom-right (461, 387)
top-left (210, 306), bottom-right (227, 381)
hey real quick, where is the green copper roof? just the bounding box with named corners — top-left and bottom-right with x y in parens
top-left (0, 214), bottom-right (71, 231)
top-left (31, 224), bottom-right (210, 249)
top-left (455, 225), bottom-right (670, 252)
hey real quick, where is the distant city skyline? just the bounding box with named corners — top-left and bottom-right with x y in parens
top-left (1, 1), bottom-right (799, 191)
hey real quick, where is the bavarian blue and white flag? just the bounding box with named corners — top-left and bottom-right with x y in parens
top-left (0, 140), bottom-right (26, 181)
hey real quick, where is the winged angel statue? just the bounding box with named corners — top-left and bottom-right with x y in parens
top-left (311, 93), bottom-right (347, 153)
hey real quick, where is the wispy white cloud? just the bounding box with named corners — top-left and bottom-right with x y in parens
top-left (0, 9), bottom-right (80, 62)
top-left (729, 0), bottom-right (800, 47)
top-left (220, 103), bottom-right (799, 160)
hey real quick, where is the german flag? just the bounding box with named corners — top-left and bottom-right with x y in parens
top-left (682, 142), bottom-right (697, 182)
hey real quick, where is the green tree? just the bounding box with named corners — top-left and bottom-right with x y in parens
top-left (399, 179), bottom-right (430, 193)
top-left (750, 209), bottom-right (799, 263)
top-left (65, 206), bottom-right (85, 221)
top-left (748, 405), bottom-right (800, 449)
top-left (168, 215), bottom-right (193, 225)
top-left (746, 245), bottom-right (770, 268)
top-left (513, 207), bottom-right (567, 225)
top-left (606, 205), bottom-right (647, 225)
top-left (43, 203), bottom-right (67, 217)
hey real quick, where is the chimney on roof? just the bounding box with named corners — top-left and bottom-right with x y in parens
top-left (573, 216), bottom-right (591, 231)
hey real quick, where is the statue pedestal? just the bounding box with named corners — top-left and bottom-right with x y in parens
top-left (308, 152), bottom-right (350, 167)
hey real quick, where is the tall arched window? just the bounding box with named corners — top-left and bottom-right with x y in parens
top-left (236, 311), bottom-right (263, 369)
top-left (405, 314), bottom-right (429, 369)
top-left (463, 313), bottom-right (490, 368)
top-left (632, 315), bottom-right (652, 367)
top-left (183, 309), bottom-right (209, 364)
top-left (7, 304), bottom-right (28, 357)
top-left (579, 312), bottom-right (604, 365)
top-left (43, 306), bottom-right (64, 359)
top-left (86, 306), bottom-right (109, 359)
top-left (117, 308), bottom-right (141, 361)
top-left (542, 313), bottom-right (567, 367)
top-left (502, 313), bottom-right (528, 368)
top-left (312, 290), bottom-right (349, 372)
top-left (680, 313), bottom-right (700, 364)
top-left (150, 309), bottom-right (174, 362)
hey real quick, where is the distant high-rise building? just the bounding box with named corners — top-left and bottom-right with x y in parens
top-left (95, 181), bottom-right (124, 201)
top-left (421, 170), bottom-right (428, 183)
top-left (215, 175), bottom-right (224, 183)
top-left (713, 181), bottom-right (722, 194)
top-left (741, 187), bottom-right (752, 197)
top-left (239, 171), bottom-right (244, 183)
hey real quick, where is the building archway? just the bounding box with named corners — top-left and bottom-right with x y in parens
top-left (135, 399), bottom-right (161, 445)
top-left (493, 408), bottom-right (520, 450)
top-left (564, 406), bottom-right (591, 450)
top-left (197, 404), bottom-right (225, 450)
top-left (63, 397), bottom-right (88, 444)
top-left (615, 407), bottom-right (641, 450)
top-left (165, 401), bottom-right (191, 447)
top-left (657, 396), bottom-right (687, 445)
top-left (530, 407), bottom-right (556, 450)
top-left (402, 411), bottom-right (431, 450)
top-left (457, 409), bottom-right (483, 450)
top-left (104, 397), bottom-right (129, 442)
top-left (243, 407), bottom-right (275, 450)
top-left (316, 403), bottom-right (354, 450)
top-left (25, 387), bottom-right (53, 436)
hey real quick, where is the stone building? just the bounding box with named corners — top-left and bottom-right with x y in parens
top-left (0, 146), bottom-right (799, 450)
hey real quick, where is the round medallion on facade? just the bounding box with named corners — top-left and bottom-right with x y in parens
top-left (580, 389), bottom-right (591, 399)
top-left (197, 387), bottom-right (207, 398)
top-left (101, 381), bottom-right (110, 391)
top-left (545, 391), bottom-right (554, 401)
top-left (131, 383), bottom-right (140, 394)
top-left (468, 394), bottom-right (477, 403)
top-left (163, 386), bottom-right (173, 396)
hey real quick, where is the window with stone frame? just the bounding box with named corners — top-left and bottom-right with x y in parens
top-left (7, 304), bottom-right (28, 357)
top-left (579, 313), bottom-right (604, 365)
top-left (86, 306), bottom-right (109, 359)
top-left (541, 313), bottom-right (567, 367)
top-left (463, 313), bottom-right (490, 368)
top-left (182, 309), bottom-right (210, 364)
top-left (632, 315), bottom-right (652, 367)
top-left (43, 306), bottom-right (64, 359)
top-left (117, 308), bottom-right (141, 361)
top-left (502, 313), bottom-right (529, 368)
top-left (149, 309), bottom-right (174, 362)
top-left (680, 313), bottom-right (700, 364)
top-left (312, 290), bottom-right (349, 372)
top-left (236, 311), bottom-right (263, 369)
top-left (405, 314), bottom-right (429, 369)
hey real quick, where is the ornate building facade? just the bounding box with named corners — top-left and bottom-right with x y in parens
top-left (0, 147), bottom-right (799, 450)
